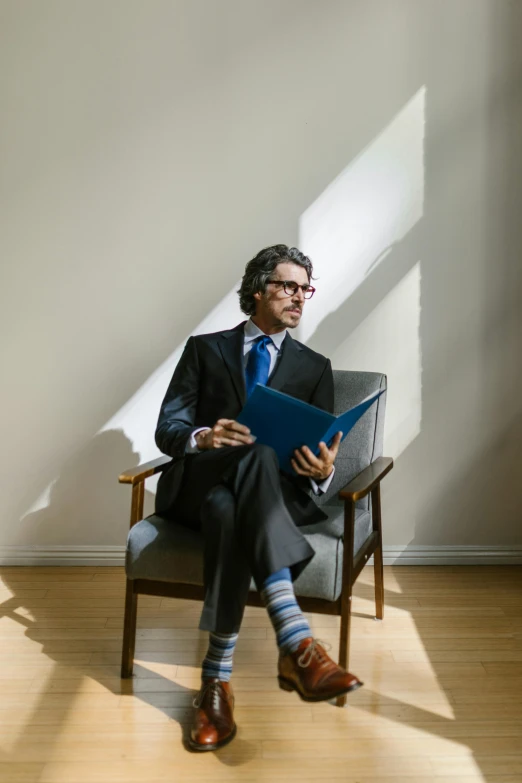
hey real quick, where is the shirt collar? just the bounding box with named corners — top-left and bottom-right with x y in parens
top-left (244, 318), bottom-right (287, 351)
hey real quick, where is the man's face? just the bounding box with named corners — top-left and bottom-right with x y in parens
top-left (254, 262), bottom-right (310, 329)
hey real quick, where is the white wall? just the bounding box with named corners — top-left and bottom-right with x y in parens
top-left (1, 0), bottom-right (521, 555)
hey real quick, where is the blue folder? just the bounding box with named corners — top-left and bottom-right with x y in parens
top-left (236, 384), bottom-right (385, 473)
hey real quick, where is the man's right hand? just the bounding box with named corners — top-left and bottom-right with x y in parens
top-left (195, 420), bottom-right (254, 450)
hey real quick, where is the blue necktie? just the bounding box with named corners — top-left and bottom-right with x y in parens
top-left (245, 335), bottom-right (273, 398)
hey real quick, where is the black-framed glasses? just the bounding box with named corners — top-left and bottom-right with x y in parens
top-left (267, 280), bottom-right (316, 299)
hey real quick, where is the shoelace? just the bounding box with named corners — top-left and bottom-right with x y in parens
top-left (297, 638), bottom-right (332, 668)
top-left (193, 680), bottom-right (224, 709)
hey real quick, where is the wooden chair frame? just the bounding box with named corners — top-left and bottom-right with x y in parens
top-left (119, 455), bottom-right (393, 707)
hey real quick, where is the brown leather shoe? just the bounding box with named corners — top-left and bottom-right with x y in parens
top-left (187, 678), bottom-right (237, 752)
top-left (278, 637), bottom-right (363, 702)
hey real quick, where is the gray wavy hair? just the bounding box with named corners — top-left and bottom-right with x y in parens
top-left (237, 244), bottom-right (313, 316)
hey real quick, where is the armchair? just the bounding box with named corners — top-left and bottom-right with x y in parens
top-left (119, 370), bottom-right (393, 707)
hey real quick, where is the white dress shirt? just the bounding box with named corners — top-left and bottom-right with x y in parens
top-left (187, 318), bottom-right (335, 495)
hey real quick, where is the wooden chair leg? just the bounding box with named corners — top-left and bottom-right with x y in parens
top-left (121, 579), bottom-right (138, 678)
top-left (371, 484), bottom-right (384, 620)
top-left (336, 498), bottom-right (355, 708)
top-left (121, 481), bottom-right (144, 678)
top-left (336, 585), bottom-right (353, 708)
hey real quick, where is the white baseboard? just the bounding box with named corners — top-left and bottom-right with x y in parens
top-left (0, 545), bottom-right (126, 567)
top-left (0, 544), bottom-right (521, 567)
top-left (381, 545), bottom-right (522, 566)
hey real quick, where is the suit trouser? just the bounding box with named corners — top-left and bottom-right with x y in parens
top-left (170, 443), bottom-right (316, 634)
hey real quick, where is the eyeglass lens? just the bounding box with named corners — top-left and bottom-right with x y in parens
top-left (284, 282), bottom-right (315, 298)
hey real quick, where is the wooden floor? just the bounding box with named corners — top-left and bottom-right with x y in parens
top-left (0, 566), bottom-right (522, 782)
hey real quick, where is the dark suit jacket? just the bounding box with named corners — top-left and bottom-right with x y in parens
top-left (155, 321), bottom-right (334, 524)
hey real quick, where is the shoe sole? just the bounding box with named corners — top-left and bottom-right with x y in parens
top-left (186, 723), bottom-right (237, 752)
top-left (278, 676), bottom-right (363, 702)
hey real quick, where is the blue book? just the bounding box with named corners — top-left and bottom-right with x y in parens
top-left (236, 384), bottom-right (385, 473)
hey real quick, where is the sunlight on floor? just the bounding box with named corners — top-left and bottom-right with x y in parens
top-left (2, 566), bottom-right (521, 781)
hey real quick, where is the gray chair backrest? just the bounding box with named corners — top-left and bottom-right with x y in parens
top-left (314, 370), bottom-right (387, 509)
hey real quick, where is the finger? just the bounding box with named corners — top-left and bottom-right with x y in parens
top-left (329, 431), bottom-right (343, 456)
top-left (293, 448), bottom-right (309, 470)
top-left (317, 441), bottom-right (330, 459)
top-left (224, 420), bottom-right (251, 435)
top-left (290, 458), bottom-right (311, 476)
top-left (217, 437), bottom-right (246, 447)
top-left (220, 432), bottom-right (252, 445)
top-left (223, 432), bottom-right (253, 445)
top-left (293, 448), bottom-right (316, 471)
top-left (215, 423), bottom-right (252, 443)
top-left (318, 432), bottom-right (342, 455)
top-left (299, 445), bottom-right (323, 469)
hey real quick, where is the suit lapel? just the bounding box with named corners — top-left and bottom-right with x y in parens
top-left (267, 332), bottom-right (303, 392)
top-left (218, 323), bottom-right (304, 407)
top-left (218, 322), bottom-right (247, 407)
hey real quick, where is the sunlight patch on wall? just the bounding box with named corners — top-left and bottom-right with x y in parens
top-left (329, 263), bottom-right (422, 458)
top-left (99, 286), bottom-right (244, 463)
top-left (297, 87), bottom-right (425, 346)
top-left (23, 288), bottom-right (244, 516)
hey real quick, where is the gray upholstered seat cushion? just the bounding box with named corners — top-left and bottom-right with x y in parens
top-left (126, 506), bottom-right (372, 603)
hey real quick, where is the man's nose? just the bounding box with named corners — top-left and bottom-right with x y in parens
top-left (292, 287), bottom-right (305, 304)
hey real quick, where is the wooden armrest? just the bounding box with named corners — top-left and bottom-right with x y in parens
top-left (119, 455), bottom-right (172, 485)
top-left (338, 456), bottom-right (394, 502)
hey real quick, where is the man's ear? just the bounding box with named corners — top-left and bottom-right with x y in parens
top-left (253, 291), bottom-right (262, 301)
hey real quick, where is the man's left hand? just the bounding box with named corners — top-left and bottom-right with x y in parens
top-left (290, 431), bottom-right (342, 480)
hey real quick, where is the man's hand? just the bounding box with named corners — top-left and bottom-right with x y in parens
top-left (290, 431), bottom-right (342, 481)
top-left (195, 419), bottom-right (254, 450)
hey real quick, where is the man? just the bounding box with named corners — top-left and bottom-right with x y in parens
top-left (155, 244), bottom-right (362, 752)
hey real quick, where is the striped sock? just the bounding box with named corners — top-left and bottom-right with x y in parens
top-left (201, 632), bottom-right (238, 682)
top-left (261, 567), bottom-right (312, 654)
